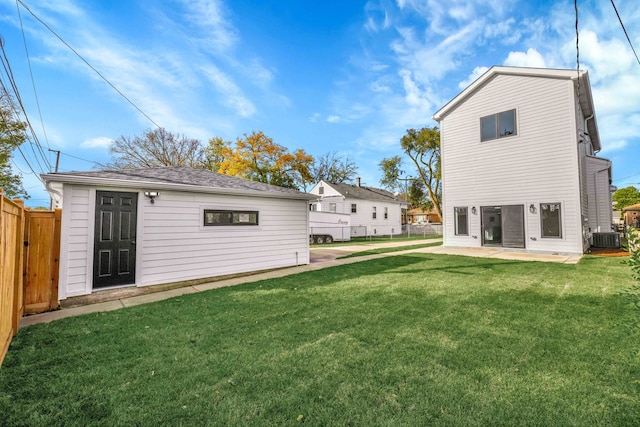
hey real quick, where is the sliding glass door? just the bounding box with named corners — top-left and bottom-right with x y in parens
top-left (481, 205), bottom-right (525, 249)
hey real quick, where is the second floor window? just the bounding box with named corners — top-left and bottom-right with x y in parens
top-left (481, 109), bottom-right (516, 142)
top-left (384, 207), bottom-right (388, 219)
top-left (329, 203), bottom-right (337, 213)
top-left (351, 203), bottom-right (357, 213)
top-left (372, 207), bottom-right (377, 219)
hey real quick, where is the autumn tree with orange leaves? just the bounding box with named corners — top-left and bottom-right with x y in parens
top-left (203, 131), bottom-right (313, 190)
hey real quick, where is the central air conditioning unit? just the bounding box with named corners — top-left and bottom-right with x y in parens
top-left (591, 232), bottom-right (620, 248)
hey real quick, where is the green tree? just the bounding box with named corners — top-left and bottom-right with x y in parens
top-left (400, 126), bottom-right (441, 219)
top-left (105, 128), bottom-right (203, 169)
top-left (613, 186), bottom-right (640, 210)
top-left (379, 156), bottom-right (404, 193)
top-left (0, 92), bottom-right (28, 199)
top-left (203, 131), bottom-right (313, 190)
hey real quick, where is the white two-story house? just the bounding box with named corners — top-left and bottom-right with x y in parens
top-left (433, 66), bottom-right (613, 255)
top-left (308, 179), bottom-right (407, 237)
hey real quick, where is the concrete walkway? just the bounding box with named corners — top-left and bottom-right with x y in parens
top-left (19, 239), bottom-right (581, 328)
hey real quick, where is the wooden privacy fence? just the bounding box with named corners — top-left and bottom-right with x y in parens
top-left (23, 209), bottom-right (61, 315)
top-left (1, 188), bottom-right (61, 366)
top-left (0, 190), bottom-right (25, 366)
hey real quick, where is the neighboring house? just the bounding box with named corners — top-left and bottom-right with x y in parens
top-left (623, 203), bottom-right (640, 227)
top-left (41, 167), bottom-right (316, 299)
top-left (308, 179), bottom-right (407, 236)
top-left (407, 208), bottom-right (441, 224)
top-left (433, 66), bottom-right (613, 255)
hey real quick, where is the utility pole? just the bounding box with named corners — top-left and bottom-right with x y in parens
top-left (48, 149), bottom-right (60, 172)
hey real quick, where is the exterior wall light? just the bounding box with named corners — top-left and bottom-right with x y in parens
top-left (471, 206), bottom-right (477, 215)
top-left (144, 191), bottom-right (160, 204)
top-left (529, 204), bottom-right (537, 214)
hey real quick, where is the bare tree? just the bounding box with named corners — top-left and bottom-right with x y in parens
top-left (104, 128), bottom-right (203, 169)
top-left (306, 151), bottom-right (358, 190)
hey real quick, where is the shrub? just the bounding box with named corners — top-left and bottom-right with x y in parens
top-left (627, 226), bottom-right (640, 282)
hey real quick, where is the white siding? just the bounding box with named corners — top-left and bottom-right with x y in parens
top-left (441, 74), bottom-right (584, 254)
top-left (139, 191), bottom-right (309, 287)
top-left (347, 199), bottom-right (403, 236)
top-left (59, 185), bottom-right (93, 298)
top-left (58, 185), bottom-right (310, 298)
top-left (585, 156), bottom-right (613, 233)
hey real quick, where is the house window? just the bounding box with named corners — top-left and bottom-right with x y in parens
top-left (540, 203), bottom-right (562, 238)
top-left (204, 210), bottom-right (258, 226)
top-left (309, 203), bottom-right (317, 211)
top-left (351, 203), bottom-right (357, 213)
top-left (454, 207), bottom-right (468, 236)
top-left (319, 186), bottom-right (324, 195)
top-left (329, 203), bottom-right (337, 213)
top-left (384, 207), bottom-right (388, 219)
top-left (372, 207), bottom-right (377, 219)
top-left (481, 109), bottom-right (517, 142)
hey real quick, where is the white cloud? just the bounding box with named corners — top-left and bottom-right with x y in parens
top-left (327, 115), bottom-right (342, 123)
top-left (503, 48), bottom-right (547, 68)
top-left (81, 137), bottom-right (113, 149)
top-left (200, 65), bottom-right (256, 117)
top-left (458, 66), bottom-right (489, 89)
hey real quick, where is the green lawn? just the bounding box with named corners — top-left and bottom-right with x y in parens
top-left (1, 254), bottom-right (639, 426)
top-left (338, 241), bottom-right (443, 258)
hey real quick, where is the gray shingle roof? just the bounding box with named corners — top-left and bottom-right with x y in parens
top-left (325, 181), bottom-right (405, 203)
top-left (42, 166), bottom-right (314, 199)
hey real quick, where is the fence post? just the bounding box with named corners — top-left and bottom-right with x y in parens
top-left (12, 199), bottom-right (25, 335)
top-left (50, 208), bottom-right (62, 310)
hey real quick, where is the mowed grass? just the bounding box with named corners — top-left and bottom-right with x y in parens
top-left (338, 241), bottom-right (443, 259)
top-left (1, 254), bottom-right (639, 426)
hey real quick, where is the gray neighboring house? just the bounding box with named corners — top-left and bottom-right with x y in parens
top-left (433, 66), bottom-right (613, 255)
top-left (41, 166), bottom-right (316, 299)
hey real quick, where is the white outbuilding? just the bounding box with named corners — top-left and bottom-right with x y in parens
top-left (41, 166), bottom-right (316, 299)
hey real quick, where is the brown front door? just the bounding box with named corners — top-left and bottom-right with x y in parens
top-left (93, 191), bottom-right (137, 288)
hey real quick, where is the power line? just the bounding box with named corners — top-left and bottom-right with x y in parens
top-left (15, 0), bottom-right (162, 129)
top-left (0, 40), bottom-right (51, 173)
top-left (16, 0), bottom-right (50, 151)
top-left (610, 0), bottom-right (640, 67)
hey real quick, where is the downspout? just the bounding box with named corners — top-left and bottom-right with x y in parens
top-left (584, 113), bottom-right (595, 152)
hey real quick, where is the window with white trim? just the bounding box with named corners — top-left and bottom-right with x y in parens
top-left (384, 207), bottom-right (388, 219)
top-left (372, 206), bottom-right (377, 219)
top-left (351, 203), bottom-right (357, 213)
top-left (540, 203), bottom-right (562, 238)
top-left (481, 109), bottom-right (517, 142)
top-left (454, 207), bottom-right (468, 236)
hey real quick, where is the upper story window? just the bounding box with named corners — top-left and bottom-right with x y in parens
top-left (309, 203), bottom-right (317, 211)
top-left (329, 203), bottom-right (337, 213)
top-left (372, 206), bottom-right (377, 219)
top-left (318, 186), bottom-right (324, 195)
top-left (481, 109), bottom-right (517, 142)
top-left (351, 203), bottom-right (357, 213)
top-left (384, 207), bottom-right (388, 219)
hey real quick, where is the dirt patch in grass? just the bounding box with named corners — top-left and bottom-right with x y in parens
top-left (589, 247), bottom-right (629, 257)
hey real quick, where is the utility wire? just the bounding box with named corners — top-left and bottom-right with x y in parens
top-left (0, 40), bottom-right (51, 173)
top-left (15, 0), bottom-right (162, 129)
top-left (16, 0), bottom-right (50, 151)
top-left (610, 0), bottom-right (640, 67)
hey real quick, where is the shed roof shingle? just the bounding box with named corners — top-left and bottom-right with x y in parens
top-left (41, 166), bottom-right (315, 199)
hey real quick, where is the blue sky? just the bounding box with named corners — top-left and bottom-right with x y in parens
top-left (1, 0), bottom-right (639, 207)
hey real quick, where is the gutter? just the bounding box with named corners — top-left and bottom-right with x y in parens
top-left (40, 174), bottom-right (318, 201)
